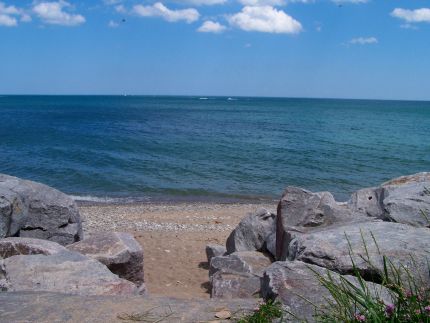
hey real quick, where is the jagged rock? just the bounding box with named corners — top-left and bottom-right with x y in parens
top-left (209, 251), bottom-right (272, 298)
top-left (0, 237), bottom-right (67, 259)
top-left (288, 221), bottom-right (430, 287)
top-left (276, 187), bottom-right (366, 260)
top-left (0, 174), bottom-right (82, 245)
top-left (0, 250), bottom-right (140, 296)
top-left (262, 260), bottom-right (392, 322)
top-left (67, 232), bottom-right (144, 287)
top-left (226, 208), bottom-right (276, 255)
top-left (0, 291), bottom-right (259, 323)
top-left (205, 244), bottom-right (226, 263)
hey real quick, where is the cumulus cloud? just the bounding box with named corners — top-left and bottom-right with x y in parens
top-left (103, 0), bottom-right (123, 4)
top-left (182, 0), bottom-right (227, 5)
top-left (197, 20), bottom-right (226, 32)
top-left (391, 8), bottom-right (430, 23)
top-left (239, 0), bottom-right (285, 5)
top-left (228, 6), bottom-right (302, 34)
top-left (133, 2), bottom-right (199, 23)
top-left (0, 2), bottom-right (31, 27)
top-left (332, 0), bottom-right (368, 3)
top-left (33, 1), bottom-right (85, 26)
top-left (349, 36), bottom-right (378, 45)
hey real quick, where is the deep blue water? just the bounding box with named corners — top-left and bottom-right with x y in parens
top-left (0, 95), bottom-right (429, 202)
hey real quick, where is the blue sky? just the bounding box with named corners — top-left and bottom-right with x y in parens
top-left (0, 0), bottom-right (429, 100)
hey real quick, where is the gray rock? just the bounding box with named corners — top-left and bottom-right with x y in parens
top-left (205, 244), bottom-right (226, 263)
top-left (211, 271), bottom-right (261, 299)
top-left (265, 231), bottom-right (277, 258)
top-left (347, 173), bottom-right (430, 227)
top-left (382, 172), bottom-right (430, 186)
top-left (0, 237), bottom-right (67, 259)
top-left (382, 181), bottom-right (430, 227)
top-left (67, 232), bottom-right (144, 286)
top-left (226, 208), bottom-right (276, 254)
top-left (209, 251), bottom-right (272, 299)
top-left (0, 291), bottom-right (259, 323)
top-left (347, 187), bottom-right (385, 218)
top-left (276, 187), bottom-right (366, 260)
top-left (289, 221), bottom-right (430, 287)
top-left (262, 260), bottom-right (392, 322)
top-left (0, 174), bottom-right (83, 245)
top-left (210, 251), bottom-right (272, 278)
top-left (0, 250), bottom-right (140, 296)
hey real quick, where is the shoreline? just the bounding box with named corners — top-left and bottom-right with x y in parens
top-left (74, 194), bottom-right (277, 207)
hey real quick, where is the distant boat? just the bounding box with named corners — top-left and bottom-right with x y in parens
top-left (227, 97), bottom-right (237, 101)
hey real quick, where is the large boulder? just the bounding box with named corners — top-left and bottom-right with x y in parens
top-left (382, 180), bottom-right (430, 227)
top-left (288, 221), bottom-right (430, 287)
top-left (0, 250), bottom-right (140, 296)
top-left (209, 251), bottom-right (272, 299)
top-left (276, 187), bottom-right (367, 260)
top-left (226, 208), bottom-right (276, 255)
top-left (0, 237), bottom-right (67, 259)
top-left (348, 173), bottom-right (430, 227)
top-left (67, 232), bottom-right (144, 287)
top-left (0, 174), bottom-right (82, 245)
top-left (262, 260), bottom-right (392, 322)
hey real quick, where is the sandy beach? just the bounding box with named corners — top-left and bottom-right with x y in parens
top-left (79, 201), bottom-right (276, 299)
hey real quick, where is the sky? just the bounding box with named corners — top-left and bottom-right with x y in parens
top-left (0, 0), bottom-right (429, 100)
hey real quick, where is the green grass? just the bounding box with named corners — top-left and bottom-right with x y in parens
top-left (311, 231), bottom-right (430, 323)
top-left (236, 299), bottom-right (284, 323)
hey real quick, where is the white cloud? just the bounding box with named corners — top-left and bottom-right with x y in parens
top-left (391, 8), bottom-right (430, 23)
top-left (115, 4), bottom-right (126, 13)
top-left (349, 36), bottom-right (378, 45)
top-left (400, 23), bottom-right (418, 30)
top-left (197, 20), bottom-right (226, 32)
top-left (239, 0), bottom-right (285, 5)
top-left (108, 19), bottom-right (119, 27)
top-left (0, 2), bottom-right (30, 27)
top-left (104, 0), bottom-right (122, 5)
top-left (183, 0), bottom-right (227, 5)
top-left (228, 6), bottom-right (302, 34)
top-left (332, 0), bottom-right (368, 3)
top-left (133, 2), bottom-right (199, 23)
top-left (33, 1), bottom-right (85, 26)
top-left (0, 13), bottom-right (16, 26)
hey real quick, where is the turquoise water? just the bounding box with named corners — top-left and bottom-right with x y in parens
top-left (0, 95), bottom-right (429, 202)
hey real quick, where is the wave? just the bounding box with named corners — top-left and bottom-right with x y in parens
top-left (69, 195), bottom-right (150, 204)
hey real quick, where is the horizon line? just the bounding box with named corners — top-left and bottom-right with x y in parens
top-left (1, 94), bottom-right (429, 103)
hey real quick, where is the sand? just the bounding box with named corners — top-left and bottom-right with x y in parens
top-left (79, 202), bottom-right (276, 299)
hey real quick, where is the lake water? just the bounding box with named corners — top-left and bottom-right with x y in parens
top-left (1, 95), bottom-right (429, 202)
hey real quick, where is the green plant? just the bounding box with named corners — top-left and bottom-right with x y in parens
top-left (236, 299), bottom-right (284, 323)
top-left (311, 231), bottom-right (430, 322)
